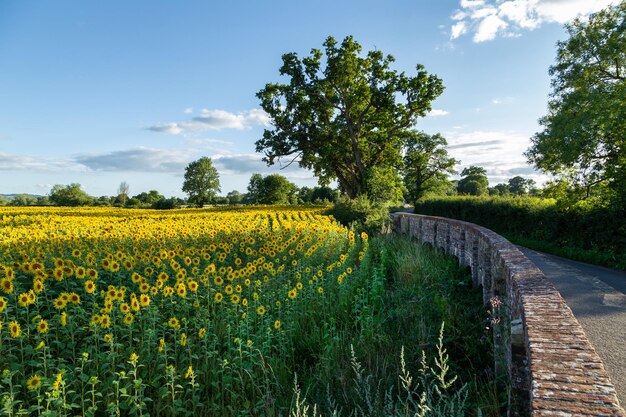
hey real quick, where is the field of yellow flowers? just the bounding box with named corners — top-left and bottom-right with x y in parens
top-left (0, 206), bottom-right (368, 416)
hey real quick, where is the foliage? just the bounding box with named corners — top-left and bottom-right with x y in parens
top-left (298, 186), bottom-right (340, 205)
top-left (328, 195), bottom-right (391, 235)
top-left (151, 197), bottom-right (182, 210)
top-left (414, 195), bottom-right (626, 270)
top-left (256, 35), bottom-right (444, 201)
top-left (49, 183), bottom-right (93, 206)
top-left (182, 157), bottom-right (221, 207)
top-left (7, 194), bottom-right (39, 206)
top-left (245, 173), bottom-right (298, 204)
top-left (526, 1), bottom-right (626, 204)
top-left (402, 131), bottom-right (457, 204)
top-left (225, 190), bottom-right (244, 205)
top-left (507, 176), bottom-right (536, 195)
top-left (457, 166), bottom-right (488, 196)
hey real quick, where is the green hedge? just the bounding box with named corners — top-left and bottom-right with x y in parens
top-left (414, 196), bottom-right (626, 270)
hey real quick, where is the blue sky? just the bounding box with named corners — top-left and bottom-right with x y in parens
top-left (0, 0), bottom-right (619, 198)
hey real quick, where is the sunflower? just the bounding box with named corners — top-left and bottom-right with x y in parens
top-left (75, 267), bottom-right (86, 279)
top-left (198, 327), bottom-right (207, 338)
top-left (158, 338), bottom-right (165, 352)
top-left (123, 313), bottom-right (134, 326)
top-left (9, 320), bottom-right (21, 338)
top-left (224, 285), bottom-right (233, 295)
top-left (167, 317), bottom-right (180, 330)
top-left (180, 332), bottom-right (187, 347)
top-left (87, 269), bottom-right (98, 279)
top-left (60, 311), bottom-right (67, 326)
top-left (274, 320), bottom-right (281, 330)
top-left (188, 280), bottom-right (198, 292)
top-left (52, 372), bottom-right (64, 392)
top-left (53, 297), bottom-right (67, 310)
top-left (0, 278), bottom-right (14, 295)
top-left (0, 296), bottom-right (6, 312)
top-left (120, 303), bottom-right (130, 314)
top-left (33, 279), bottom-right (44, 294)
top-left (288, 289), bottom-right (297, 299)
top-left (69, 293), bottom-right (80, 305)
top-left (100, 314), bottom-right (111, 329)
top-left (176, 284), bottom-right (187, 298)
top-left (26, 374), bottom-right (42, 391)
top-left (103, 333), bottom-right (113, 343)
top-left (36, 319), bottom-right (49, 334)
top-left (214, 292), bottom-right (223, 303)
top-left (85, 280), bottom-right (96, 294)
top-left (139, 294), bottom-right (150, 307)
top-left (256, 306), bottom-right (266, 316)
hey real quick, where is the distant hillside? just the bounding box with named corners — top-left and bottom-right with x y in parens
top-left (1, 194), bottom-right (45, 200)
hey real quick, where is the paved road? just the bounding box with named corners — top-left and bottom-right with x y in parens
top-left (517, 246), bottom-right (626, 407)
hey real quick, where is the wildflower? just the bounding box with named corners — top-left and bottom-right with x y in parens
top-left (214, 292), bottom-right (223, 303)
top-left (53, 297), bottom-right (67, 310)
top-left (230, 294), bottom-right (240, 304)
top-left (288, 289), bottom-right (297, 299)
top-left (36, 319), bottom-right (49, 334)
top-left (9, 320), bottom-right (21, 338)
top-left (257, 306), bottom-right (266, 316)
top-left (103, 333), bottom-right (113, 343)
top-left (274, 320), bottom-right (281, 330)
top-left (26, 374), bottom-right (42, 391)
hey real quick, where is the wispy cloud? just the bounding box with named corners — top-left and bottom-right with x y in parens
top-left (428, 109), bottom-right (450, 117)
top-left (444, 130), bottom-right (547, 184)
top-left (0, 152), bottom-right (81, 172)
top-left (75, 147), bottom-right (196, 172)
top-left (147, 108), bottom-right (270, 135)
top-left (450, 0), bottom-right (621, 42)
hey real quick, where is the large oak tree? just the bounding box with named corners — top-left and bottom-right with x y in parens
top-left (256, 36), bottom-right (444, 200)
top-left (526, 2), bottom-right (626, 202)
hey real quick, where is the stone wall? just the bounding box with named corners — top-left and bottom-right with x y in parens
top-left (393, 213), bottom-right (625, 417)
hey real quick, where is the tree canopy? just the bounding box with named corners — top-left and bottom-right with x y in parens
top-left (49, 184), bottom-right (93, 206)
top-left (457, 166), bottom-right (488, 196)
top-left (256, 35), bottom-right (444, 201)
top-left (182, 157), bottom-right (221, 207)
top-left (526, 2), bottom-right (626, 203)
top-left (402, 131), bottom-right (457, 204)
top-left (246, 173), bottom-right (297, 205)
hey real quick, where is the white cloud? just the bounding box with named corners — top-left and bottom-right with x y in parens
top-left (428, 109), bottom-right (450, 117)
top-left (474, 15), bottom-right (508, 42)
top-left (450, 0), bottom-right (621, 42)
top-left (147, 108), bottom-right (271, 135)
top-left (443, 129), bottom-right (548, 185)
top-left (183, 107), bottom-right (193, 114)
top-left (451, 22), bottom-right (468, 39)
top-left (0, 152), bottom-right (82, 172)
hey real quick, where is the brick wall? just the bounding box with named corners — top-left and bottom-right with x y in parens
top-left (393, 213), bottom-right (625, 417)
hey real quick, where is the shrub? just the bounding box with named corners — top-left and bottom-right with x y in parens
top-left (328, 195), bottom-right (390, 234)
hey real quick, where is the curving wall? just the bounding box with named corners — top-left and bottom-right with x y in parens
top-left (393, 213), bottom-right (625, 417)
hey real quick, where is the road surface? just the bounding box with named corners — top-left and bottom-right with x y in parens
top-left (518, 246), bottom-right (626, 408)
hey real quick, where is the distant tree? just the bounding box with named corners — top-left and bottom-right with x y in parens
top-left (311, 186), bottom-right (339, 204)
top-left (8, 194), bottom-right (37, 206)
top-left (245, 173), bottom-right (265, 204)
top-left (117, 181), bottom-right (130, 206)
top-left (152, 197), bottom-right (182, 210)
top-left (508, 176), bottom-right (536, 195)
top-left (457, 166), bottom-right (488, 196)
top-left (134, 190), bottom-right (165, 205)
top-left (490, 183), bottom-right (511, 196)
top-left (182, 157), bottom-right (221, 207)
top-left (298, 187), bottom-right (315, 204)
top-left (526, 2), bottom-right (626, 203)
top-left (226, 190), bottom-right (243, 205)
top-left (402, 131), bottom-right (457, 204)
top-left (0, 196), bottom-right (6, 206)
top-left (260, 174), bottom-right (298, 204)
top-left (36, 196), bottom-right (50, 206)
top-left (49, 184), bottom-right (93, 206)
top-left (94, 196), bottom-right (113, 206)
top-left (256, 35), bottom-right (444, 200)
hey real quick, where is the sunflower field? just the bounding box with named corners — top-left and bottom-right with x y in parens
top-left (0, 206), bottom-right (372, 416)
